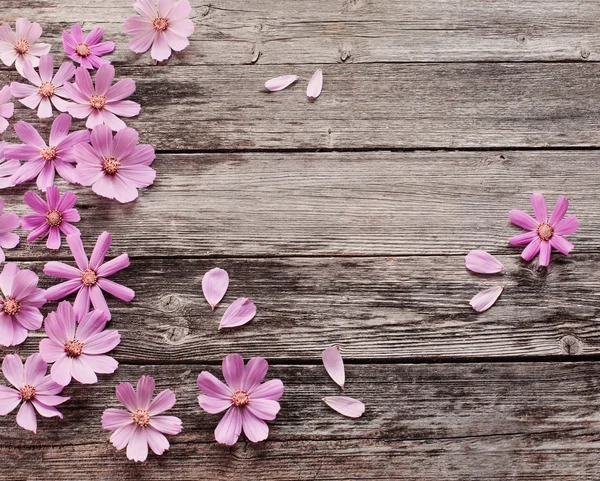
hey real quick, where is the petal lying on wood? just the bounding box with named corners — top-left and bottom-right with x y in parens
top-left (469, 286), bottom-right (503, 313)
top-left (323, 396), bottom-right (364, 418)
top-left (322, 346), bottom-right (345, 389)
top-left (306, 68), bottom-right (323, 99)
top-left (465, 250), bottom-right (504, 274)
top-left (265, 75), bottom-right (298, 92)
top-left (219, 298), bottom-right (256, 329)
top-left (202, 267), bottom-right (229, 310)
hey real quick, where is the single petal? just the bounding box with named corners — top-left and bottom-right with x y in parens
top-left (509, 231), bottom-right (538, 246)
top-left (550, 235), bottom-right (574, 256)
top-left (249, 379), bottom-right (284, 400)
top-left (150, 32), bottom-right (172, 61)
top-left (136, 376), bottom-right (155, 409)
top-left (31, 399), bottom-right (64, 418)
top-left (43, 261), bottom-right (81, 280)
top-left (323, 396), bottom-right (365, 418)
top-left (222, 353), bottom-right (244, 391)
top-left (16, 401), bottom-right (37, 432)
top-left (306, 68), bottom-right (323, 99)
top-left (219, 298), bottom-right (257, 329)
top-left (508, 209), bottom-right (538, 231)
top-left (521, 237), bottom-right (542, 262)
top-left (265, 75), bottom-right (298, 92)
top-left (149, 415), bottom-right (182, 435)
top-left (198, 394), bottom-right (232, 414)
top-left (83, 329), bottom-right (120, 355)
top-left (148, 389), bottom-right (176, 416)
top-left (2, 354), bottom-right (24, 389)
top-left (109, 422), bottom-right (136, 450)
top-left (45, 279), bottom-right (82, 300)
top-left (23, 353), bottom-right (47, 386)
top-left (246, 398), bottom-right (280, 421)
top-left (106, 79), bottom-right (136, 103)
top-left (102, 408), bottom-right (133, 430)
top-left (554, 216), bottom-right (579, 236)
top-left (89, 231), bottom-right (112, 270)
top-left (50, 355), bottom-right (73, 386)
top-left (214, 407), bottom-right (242, 446)
top-left (96, 278), bottom-right (135, 303)
top-left (530, 193), bottom-right (548, 223)
top-left (201, 267), bottom-right (229, 310)
top-left (14, 121), bottom-right (46, 148)
top-left (39, 339), bottom-right (67, 363)
top-left (241, 409), bottom-right (269, 442)
top-left (126, 427), bottom-right (149, 462)
top-left (538, 240), bottom-right (551, 267)
top-left (197, 371), bottom-right (233, 399)
top-left (0, 386), bottom-right (21, 415)
top-left (96, 253), bottom-right (130, 277)
top-left (145, 426), bottom-right (170, 456)
top-left (70, 357), bottom-right (98, 384)
top-left (464, 250), bottom-right (504, 274)
top-left (322, 346), bottom-right (345, 388)
top-left (66, 233), bottom-right (89, 270)
top-left (76, 309), bottom-right (109, 341)
top-left (78, 354), bottom-right (118, 375)
top-left (469, 286), bottom-right (504, 313)
top-left (116, 382), bottom-right (138, 412)
top-left (241, 357), bottom-right (268, 392)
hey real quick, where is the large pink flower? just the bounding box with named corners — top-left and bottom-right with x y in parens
top-left (0, 199), bottom-right (20, 262)
top-left (197, 354), bottom-right (284, 445)
top-left (0, 142), bottom-right (20, 188)
top-left (509, 193), bottom-right (579, 266)
top-left (0, 19), bottom-right (51, 76)
top-left (39, 301), bottom-right (120, 386)
top-left (102, 376), bottom-right (182, 462)
top-left (124, 0), bottom-right (194, 62)
top-left (0, 354), bottom-right (69, 433)
top-left (44, 232), bottom-right (134, 320)
top-left (10, 55), bottom-right (75, 118)
top-left (63, 64), bottom-right (140, 131)
top-left (0, 85), bottom-right (14, 134)
top-left (74, 124), bottom-right (156, 203)
top-left (63, 24), bottom-right (114, 70)
top-left (0, 263), bottom-right (46, 347)
top-left (4, 114), bottom-right (90, 191)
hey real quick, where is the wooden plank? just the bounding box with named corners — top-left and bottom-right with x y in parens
top-left (0, 362), bottom-right (599, 479)
top-left (3, 0), bottom-right (600, 64)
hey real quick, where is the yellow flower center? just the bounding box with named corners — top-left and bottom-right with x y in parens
top-left (231, 390), bottom-right (250, 407)
top-left (3, 297), bottom-right (20, 315)
top-left (40, 147), bottom-right (57, 161)
top-left (152, 17), bottom-right (169, 32)
top-left (81, 268), bottom-right (98, 287)
top-left (20, 384), bottom-right (36, 401)
top-left (90, 94), bottom-right (106, 109)
top-left (132, 409), bottom-right (151, 427)
top-left (64, 339), bottom-right (84, 358)
top-left (537, 223), bottom-right (554, 241)
top-left (14, 39), bottom-right (29, 54)
top-left (76, 43), bottom-right (91, 57)
top-left (39, 81), bottom-right (56, 98)
top-left (102, 156), bottom-right (120, 175)
top-left (46, 209), bottom-right (62, 226)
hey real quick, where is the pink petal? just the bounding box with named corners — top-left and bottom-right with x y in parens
top-left (508, 209), bottom-right (538, 231)
top-left (71, 357), bottom-right (98, 384)
top-left (265, 75), bottom-right (298, 92)
top-left (306, 68), bottom-right (323, 99)
top-left (323, 396), bottom-right (365, 418)
top-left (43, 261), bottom-right (81, 280)
top-left (79, 354), bottom-right (118, 376)
top-left (96, 254), bottom-right (130, 277)
top-left (116, 382), bottom-right (138, 412)
top-left (102, 408), bottom-right (133, 430)
top-left (246, 398), bottom-right (280, 421)
top-left (549, 196), bottom-right (569, 227)
top-left (148, 389), bottom-right (176, 416)
top-left (14, 121), bottom-right (46, 148)
top-left (197, 371), bottom-right (233, 399)
top-left (23, 353), bottom-right (48, 386)
top-left (0, 386), bottom-right (21, 415)
top-left (241, 357), bottom-right (269, 392)
top-left (214, 407), bottom-right (242, 446)
top-left (509, 231), bottom-right (537, 246)
top-left (39, 339), bottom-right (66, 363)
top-left (51, 355), bottom-right (73, 386)
top-left (198, 394), bottom-right (232, 414)
top-left (31, 399), bottom-right (64, 418)
top-left (109, 422), bottom-right (136, 450)
top-left (106, 79), bottom-right (136, 103)
top-left (469, 286), bottom-right (504, 313)
top-left (538, 240), bottom-right (551, 267)
top-left (201, 267), bottom-right (229, 310)
top-left (146, 426), bottom-right (170, 456)
top-left (219, 298), bottom-right (257, 329)
top-left (126, 427), bottom-right (149, 462)
top-left (72, 285), bottom-right (91, 326)
top-left (554, 216), bottom-right (579, 236)
top-left (127, 30), bottom-right (158, 54)
top-left (149, 415), bottom-right (182, 435)
top-left (222, 353), bottom-right (245, 391)
top-left (241, 409), bottom-right (269, 442)
top-left (322, 346), bottom-right (345, 388)
top-left (164, 29), bottom-right (190, 52)
top-left (150, 32), bottom-right (172, 61)
top-left (44, 279), bottom-right (82, 300)
top-left (464, 250), bottom-right (504, 274)
top-left (16, 401), bottom-right (37, 432)
top-left (136, 376), bottom-right (155, 409)
top-left (2, 354), bottom-right (24, 388)
top-left (96, 278), bottom-right (135, 303)
top-left (249, 379), bottom-right (284, 400)
top-left (530, 193), bottom-right (548, 223)
top-left (82, 330), bottom-right (121, 354)
top-left (550, 234), bottom-right (574, 256)
top-left (521, 237), bottom-right (542, 262)
top-left (66, 233), bottom-right (89, 270)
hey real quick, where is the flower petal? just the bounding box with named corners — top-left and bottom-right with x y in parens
top-left (469, 286), bottom-right (504, 313)
top-left (530, 193), bottom-right (548, 223)
top-left (197, 371), bottom-right (233, 399)
top-left (323, 396), bottom-right (365, 418)
top-left (521, 237), bottom-right (542, 262)
top-left (246, 398), bottom-right (280, 421)
top-left (222, 353), bottom-right (245, 391)
top-left (306, 68), bottom-right (323, 99)
top-left (116, 382), bottom-right (138, 412)
top-left (322, 346), bottom-right (345, 388)
top-left (126, 426), bottom-right (149, 462)
top-left (550, 234), bottom-right (574, 256)
top-left (548, 195), bottom-right (569, 226)
top-left (554, 216), bottom-right (579, 236)
top-left (201, 267), bottom-right (229, 310)
top-left (249, 379), bottom-right (284, 400)
top-left (198, 394), bottom-right (232, 414)
top-left (214, 407), bottom-right (242, 446)
top-left (149, 415), bottom-right (182, 435)
top-left (2, 354), bottom-right (24, 389)
top-left (16, 401), bottom-right (37, 432)
top-left (265, 75), bottom-right (298, 92)
top-left (509, 231), bottom-right (538, 246)
top-left (508, 209), bottom-right (538, 231)
top-left (148, 389), bottom-right (176, 416)
top-left (538, 240), bottom-right (551, 267)
top-left (102, 408), bottom-right (133, 430)
top-left (136, 375), bottom-right (155, 410)
top-left (241, 409), bottom-right (269, 442)
top-left (464, 250), bottom-right (504, 274)
top-left (219, 298), bottom-right (257, 329)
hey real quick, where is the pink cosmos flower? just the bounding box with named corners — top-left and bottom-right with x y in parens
top-left (0, 199), bottom-right (20, 262)
top-left (73, 124), bottom-right (156, 203)
top-left (21, 186), bottom-right (80, 249)
top-left (0, 142), bottom-right (20, 188)
top-left (39, 301), bottom-right (120, 386)
top-left (0, 19), bottom-right (51, 76)
top-left (44, 232), bottom-right (134, 321)
top-left (63, 25), bottom-right (114, 70)
top-left (63, 64), bottom-right (141, 131)
top-left (0, 263), bottom-right (46, 347)
top-left (124, 0), bottom-right (195, 62)
top-left (0, 85), bottom-right (14, 134)
top-left (509, 193), bottom-right (579, 267)
top-left (197, 354), bottom-right (284, 445)
top-left (10, 55), bottom-right (75, 119)
top-left (102, 376), bottom-right (182, 462)
top-left (4, 114), bottom-right (90, 192)
top-left (0, 353), bottom-right (69, 433)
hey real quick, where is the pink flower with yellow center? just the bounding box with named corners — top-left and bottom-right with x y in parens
top-left (0, 18), bottom-right (51, 76)
top-left (63, 24), bottom-right (114, 70)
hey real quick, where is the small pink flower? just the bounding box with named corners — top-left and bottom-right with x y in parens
top-left (197, 354), bottom-right (284, 445)
top-left (202, 267), bottom-right (229, 310)
top-left (63, 64), bottom-right (141, 131)
top-left (44, 232), bottom-right (134, 321)
top-left (124, 0), bottom-right (195, 62)
top-left (73, 124), bottom-right (156, 203)
top-left (0, 263), bottom-right (46, 347)
top-left (102, 376), bottom-right (182, 462)
top-left (509, 193), bottom-right (579, 267)
top-left (0, 85), bottom-right (14, 134)
top-left (63, 25), bottom-right (114, 69)
top-left (0, 199), bottom-right (20, 262)
top-left (0, 142), bottom-right (20, 188)
top-left (0, 354), bottom-right (69, 433)
top-left (10, 55), bottom-right (75, 119)
top-left (39, 301), bottom-right (120, 386)
top-left (22, 186), bottom-right (80, 249)
top-left (4, 114), bottom-right (90, 192)
top-left (0, 19), bottom-right (51, 76)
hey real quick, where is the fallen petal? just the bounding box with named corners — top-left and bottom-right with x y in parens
top-left (219, 298), bottom-right (256, 329)
top-left (306, 68), bottom-right (323, 99)
top-left (265, 75), bottom-right (298, 92)
top-left (323, 396), bottom-right (364, 418)
top-left (469, 286), bottom-right (504, 313)
top-left (202, 268), bottom-right (229, 310)
top-left (322, 346), bottom-right (345, 389)
top-left (465, 250), bottom-right (504, 274)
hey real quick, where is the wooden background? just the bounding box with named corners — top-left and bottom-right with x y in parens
top-left (1, 1), bottom-right (600, 479)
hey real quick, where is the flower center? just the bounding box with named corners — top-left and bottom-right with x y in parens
top-left (76, 42), bottom-right (91, 57)
top-left (537, 223), bottom-right (554, 241)
top-left (152, 17), bottom-right (169, 32)
top-left (40, 146), bottom-right (57, 161)
top-left (64, 339), bottom-right (84, 358)
top-left (132, 409), bottom-right (151, 427)
top-left (14, 39), bottom-right (29, 54)
top-left (46, 209), bottom-right (63, 227)
top-left (3, 297), bottom-right (20, 315)
top-left (81, 268), bottom-right (98, 287)
top-left (89, 94), bottom-right (106, 109)
top-left (39, 81), bottom-right (56, 98)
top-left (102, 156), bottom-right (121, 175)
top-left (20, 384), bottom-right (36, 401)
top-left (231, 390), bottom-right (250, 407)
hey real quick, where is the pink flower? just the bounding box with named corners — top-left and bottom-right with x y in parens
top-left (73, 124), bottom-right (156, 203)
top-left (4, 114), bottom-right (90, 192)
top-left (124, 0), bottom-right (195, 62)
top-left (0, 19), bottom-right (51, 76)
top-left (0, 263), bottom-right (46, 347)
top-left (44, 232), bottom-right (134, 321)
top-left (63, 25), bottom-right (114, 70)
top-left (509, 193), bottom-right (579, 267)
top-left (10, 55), bottom-right (75, 119)
top-left (0, 354), bottom-right (69, 433)
top-left (0, 85), bottom-right (14, 134)
top-left (197, 354), bottom-right (284, 445)
top-left (0, 142), bottom-right (20, 188)
top-left (102, 376), bottom-right (182, 462)
top-left (0, 199), bottom-right (20, 262)
top-left (63, 64), bottom-right (141, 131)
top-left (39, 301), bottom-right (120, 386)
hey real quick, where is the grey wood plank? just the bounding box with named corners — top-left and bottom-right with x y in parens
top-left (0, 362), bottom-right (598, 480)
top-left (2, 0), bottom-right (600, 64)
